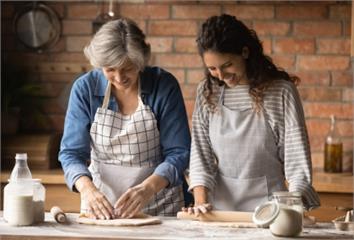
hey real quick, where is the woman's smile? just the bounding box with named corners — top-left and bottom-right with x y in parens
top-left (203, 51), bottom-right (248, 87)
top-left (102, 62), bottom-right (140, 91)
top-left (114, 78), bottom-right (129, 85)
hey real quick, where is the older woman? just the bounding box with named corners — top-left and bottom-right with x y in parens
top-left (186, 14), bottom-right (320, 215)
top-left (59, 18), bottom-right (191, 220)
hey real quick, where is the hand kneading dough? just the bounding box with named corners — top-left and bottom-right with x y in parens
top-left (76, 213), bottom-right (161, 226)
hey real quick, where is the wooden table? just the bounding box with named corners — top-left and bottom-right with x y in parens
top-left (0, 212), bottom-right (353, 240)
top-left (1, 169), bottom-right (353, 221)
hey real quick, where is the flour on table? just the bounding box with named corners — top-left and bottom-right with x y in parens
top-left (191, 221), bottom-right (256, 228)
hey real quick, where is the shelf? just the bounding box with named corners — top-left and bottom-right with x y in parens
top-left (1, 168), bottom-right (353, 193)
top-left (1, 169), bottom-right (65, 184)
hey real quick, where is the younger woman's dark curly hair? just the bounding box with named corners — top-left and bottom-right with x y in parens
top-left (196, 14), bottom-right (299, 111)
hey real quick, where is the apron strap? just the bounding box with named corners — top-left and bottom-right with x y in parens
top-left (101, 77), bottom-right (143, 109)
top-left (218, 85), bottom-right (226, 106)
top-left (137, 77), bottom-right (144, 106)
top-left (102, 81), bottom-right (112, 109)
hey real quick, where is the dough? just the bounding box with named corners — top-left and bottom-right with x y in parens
top-left (76, 213), bottom-right (161, 226)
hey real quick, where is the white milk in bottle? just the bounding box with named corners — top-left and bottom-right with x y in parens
top-left (3, 153), bottom-right (34, 226)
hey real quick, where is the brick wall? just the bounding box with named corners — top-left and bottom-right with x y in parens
top-left (1, 1), bottom-right (353, 171)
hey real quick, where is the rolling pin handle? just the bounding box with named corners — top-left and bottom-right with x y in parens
top-left (50, 206), bottom-right (67, 223)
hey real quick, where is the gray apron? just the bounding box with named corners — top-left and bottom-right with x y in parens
top-left (81, 81), bottom-right (184, 216)
top-left (209, 86), bottom-right (287, 212)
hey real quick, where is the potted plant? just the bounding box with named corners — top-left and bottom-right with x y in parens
top-left (1, 64), bottom-right (42, 135)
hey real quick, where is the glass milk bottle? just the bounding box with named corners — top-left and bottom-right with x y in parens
top-left (324, 115), bottom-right (342, 172)
top-left (3, 153), bottom-right (34, 226)
top-left (9, 153), bottom-right (32, 180)
top-left (269, 191), bottom-right (303, 237)
top-left (33, 179), bottom-right (46, 223)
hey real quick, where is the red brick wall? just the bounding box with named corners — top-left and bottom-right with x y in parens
top-left (2, 1), bottom-right (353, 171)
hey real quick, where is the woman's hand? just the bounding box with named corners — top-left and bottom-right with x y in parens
top-left (182, 203), bottom-right (213, 216)
top-left (114, 174), bottom-right (168, 218)
top-left (81, 187), bottom-right (114, 220)
top-left (75, 176), bottom-right (114, 220)
top-left (182, 185), bottom-right (211, 216)
top-left (114, 183), bottom-right (154, 218)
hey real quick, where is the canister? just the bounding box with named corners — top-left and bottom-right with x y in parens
top-left (253, 191), bottom-right (303, 237)
top-left (33, 179), bottom-right (46, 223)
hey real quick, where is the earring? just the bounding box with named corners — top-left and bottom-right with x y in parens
top-left (242, 47), bottom-right (249, 59)
top-left (242, 51), bottom-right (249, 59)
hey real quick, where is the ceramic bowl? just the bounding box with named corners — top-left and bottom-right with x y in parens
top-left (332, 215), bottom-right (354, 231)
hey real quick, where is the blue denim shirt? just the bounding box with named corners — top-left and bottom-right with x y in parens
top-left (59, 67), bottom-right (191, 192)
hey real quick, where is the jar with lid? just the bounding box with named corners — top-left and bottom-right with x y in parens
top-left (33, 179), bottom-right (46, 223)
top-left (3, 153), bottom-right (34, 226)
top-left (253, 191), bottom-right (303, 237)
top-left (324, 115), bottom-right (342, 172)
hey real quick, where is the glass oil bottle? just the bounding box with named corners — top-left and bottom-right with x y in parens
top-left (324, 115), bottom-right (342, 173)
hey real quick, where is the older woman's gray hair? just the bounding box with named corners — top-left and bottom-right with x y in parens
top-left (84, 18), bottom-right (151, 70)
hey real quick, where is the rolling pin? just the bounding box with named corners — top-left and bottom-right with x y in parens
top-left (177, 210), bottom-right (253, 222)
top-left (51, 206), bottom-right (67, 223)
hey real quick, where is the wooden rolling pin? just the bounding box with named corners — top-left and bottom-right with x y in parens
top-left (51, 206), bottom-right (67, 223)
top-left (177, 210), bottom-right (253, 222)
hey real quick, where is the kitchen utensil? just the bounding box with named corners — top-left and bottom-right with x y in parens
top-left (14, 2), bottom-right (61, 51)
top-left (92, 0), bottom-right (117, 33)
top-left (177, 210), bottom-right (253, 222)
top-left (333, 217), bottom-right (354, 231)
top-left (51, 206), bottom-right (67, 223)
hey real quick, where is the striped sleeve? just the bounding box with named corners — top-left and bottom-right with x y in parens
top-left (188, 82), bottom-right (218, 193)
top-left (281, 82), bottom-right (321, 210)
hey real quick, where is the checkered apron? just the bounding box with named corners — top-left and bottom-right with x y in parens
top-left (81, 81), bottom-right (184, 216)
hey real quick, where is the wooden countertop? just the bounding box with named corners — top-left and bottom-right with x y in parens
top-left (1, 212), bottom-right (354, 240)
top-left (1, 169), bottom-right (65, 185)
top-left (312, 169), bottom-right (353, 194)
top-left (1, 168), bottom-right (353, 193)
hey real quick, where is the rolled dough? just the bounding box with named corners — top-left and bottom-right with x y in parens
top-left (76, 213), bottom-right (161, 226)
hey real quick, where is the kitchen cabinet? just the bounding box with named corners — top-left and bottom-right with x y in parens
top-left (1, 169), bottom-right (353, 222)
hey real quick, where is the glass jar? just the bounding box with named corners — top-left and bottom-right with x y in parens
top-left (269, 191), bottom-right (303, 237)
top-left (33, 179), bottom-right (46, 223)
top-left (253, 191), bottom-right (303, 237)
top-left (3, 179), bottom-right (34, 226)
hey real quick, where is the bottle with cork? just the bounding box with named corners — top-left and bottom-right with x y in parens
top-left (324, 115), bottom-right (342, 173)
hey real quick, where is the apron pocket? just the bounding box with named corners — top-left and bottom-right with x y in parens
top-left (212, 174), bottom-right (269, 212)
